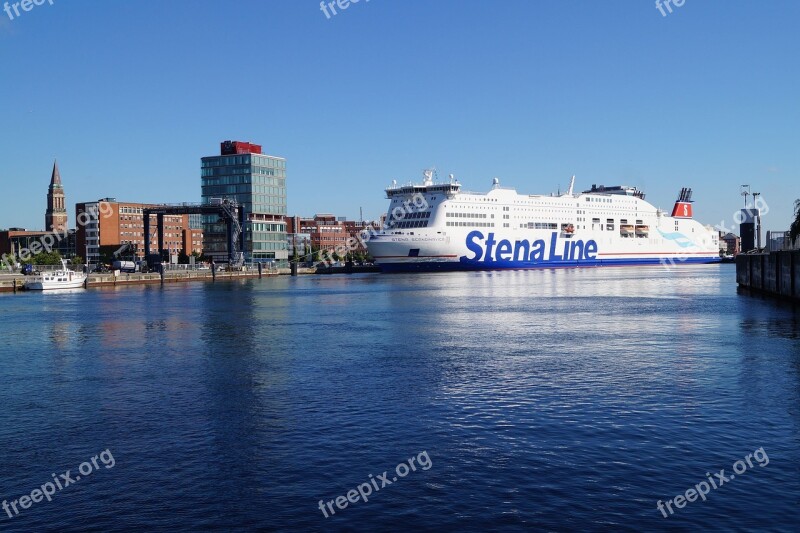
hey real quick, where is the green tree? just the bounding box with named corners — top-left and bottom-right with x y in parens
top-left (790, 199), bottom-right (800, 245)
top-left (21, 250), bottom-right (63, 266)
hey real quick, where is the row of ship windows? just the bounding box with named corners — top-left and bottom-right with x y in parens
top-left (519, 218), bottom-right (645, 225)
top-left (586, 197), bottom-right (613, 203)
top-left (512, 223), bottom-right (653, 236)
top-left (444, 198), bottom-right (499, 203)
top-left (519, 222), bottom-right (559, 229)
top-left (597, 218), bottom-right (645, 225)
top-left (392, 221), bottom-right (429, 229)
top-left (446, 212), bottom-right (492, 219)
top-left (446, 222), bottom-right (495, 228)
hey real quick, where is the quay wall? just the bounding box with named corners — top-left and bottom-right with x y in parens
top-left (736, 251), bottom-right (799, 302)
top-left (0, 267), bottom-right (317, 293)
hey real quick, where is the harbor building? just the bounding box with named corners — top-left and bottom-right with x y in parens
top-left (285, 215), bottom-right (372, 256)
top-left (0, 228), bottom-right (51, 260)
top-left (75, 199), bottom-right (203, 264)
top-left (720, 232), bottom-right (740, 255)
top-left (201, 140), bottom-right (288, 264)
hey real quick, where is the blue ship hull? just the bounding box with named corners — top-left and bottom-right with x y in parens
top-left (378, 256), bottom-right (722, 273)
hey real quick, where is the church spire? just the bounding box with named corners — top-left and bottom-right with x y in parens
top-left (46, 160), bottom-right (68, 232)
top-left (50, 160), bottom-right (62, 187)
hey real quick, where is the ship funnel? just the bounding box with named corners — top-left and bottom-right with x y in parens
top-left (671, 187), bottom-right (694, 218)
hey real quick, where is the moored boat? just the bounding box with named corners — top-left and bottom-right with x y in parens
top-left (23, 259), bottom-right (87, 290)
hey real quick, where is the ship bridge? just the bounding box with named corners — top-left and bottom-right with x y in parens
top-left (581, 184), bottom-right (645, 199)
top-left (385, 169), bottom-right (461, 199)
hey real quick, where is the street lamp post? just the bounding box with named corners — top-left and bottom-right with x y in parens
top-left (753, 192), bottom-right (762, 250)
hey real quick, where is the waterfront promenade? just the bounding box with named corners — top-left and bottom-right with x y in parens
top-left (0, 268), bottom-right (290, 292)
top-left (0, 264), bottom-right (383, 292)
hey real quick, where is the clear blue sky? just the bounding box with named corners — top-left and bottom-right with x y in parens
top-left (1, 0), bottom-right (798, 233)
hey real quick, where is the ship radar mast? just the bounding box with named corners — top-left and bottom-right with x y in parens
top-left (422, 168), bottom-right (437, 186)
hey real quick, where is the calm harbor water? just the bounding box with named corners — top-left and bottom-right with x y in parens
top-left (1, 265), bottom-right (799, 531)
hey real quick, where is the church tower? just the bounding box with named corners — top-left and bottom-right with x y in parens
top-left (45, 160), bottom-right (68, 232)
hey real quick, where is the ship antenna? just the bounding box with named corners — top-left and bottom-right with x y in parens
top-left (423, 168), bottom-right (436, 186)
top-left (567, 175), bottom-right (575, 196)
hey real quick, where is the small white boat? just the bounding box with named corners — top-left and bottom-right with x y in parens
top-left (24, 260), bottom-right (86, 290)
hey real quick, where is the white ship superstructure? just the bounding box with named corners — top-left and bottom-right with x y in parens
top-left (366, 171), bottom-right (720, 272)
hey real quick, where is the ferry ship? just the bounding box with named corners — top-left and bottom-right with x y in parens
top-left (365, 171), bottom-right (721, 272)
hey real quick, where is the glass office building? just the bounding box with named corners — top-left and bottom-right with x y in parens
top-left (201, 141), bottom-right (288, 263)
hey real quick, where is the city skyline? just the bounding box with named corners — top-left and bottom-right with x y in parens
top-left (1, 1), bottom-right (798, 233)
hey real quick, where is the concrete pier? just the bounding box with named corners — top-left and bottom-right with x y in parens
top-left (0, 267), bottom-right (328, 293)
top-left (736, 251), bottom-right (800, 302)
top-left (0, 270), bottom-right (275, 293)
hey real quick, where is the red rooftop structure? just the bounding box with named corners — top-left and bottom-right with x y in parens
top-left (220, 140), bottom-right (262, 155)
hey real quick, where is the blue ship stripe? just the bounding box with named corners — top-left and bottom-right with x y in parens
top-left (377, 256), bottom-right (721, 273)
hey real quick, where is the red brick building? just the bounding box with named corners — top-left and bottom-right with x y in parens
top-left (285, 214), bottom-right (371, 255)
top-left (0, 229), bottom-right (51, 258)
top-left (76, 199), bottom-right (203, 264)
top-left (720, 232), bottom-right (740, 255)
